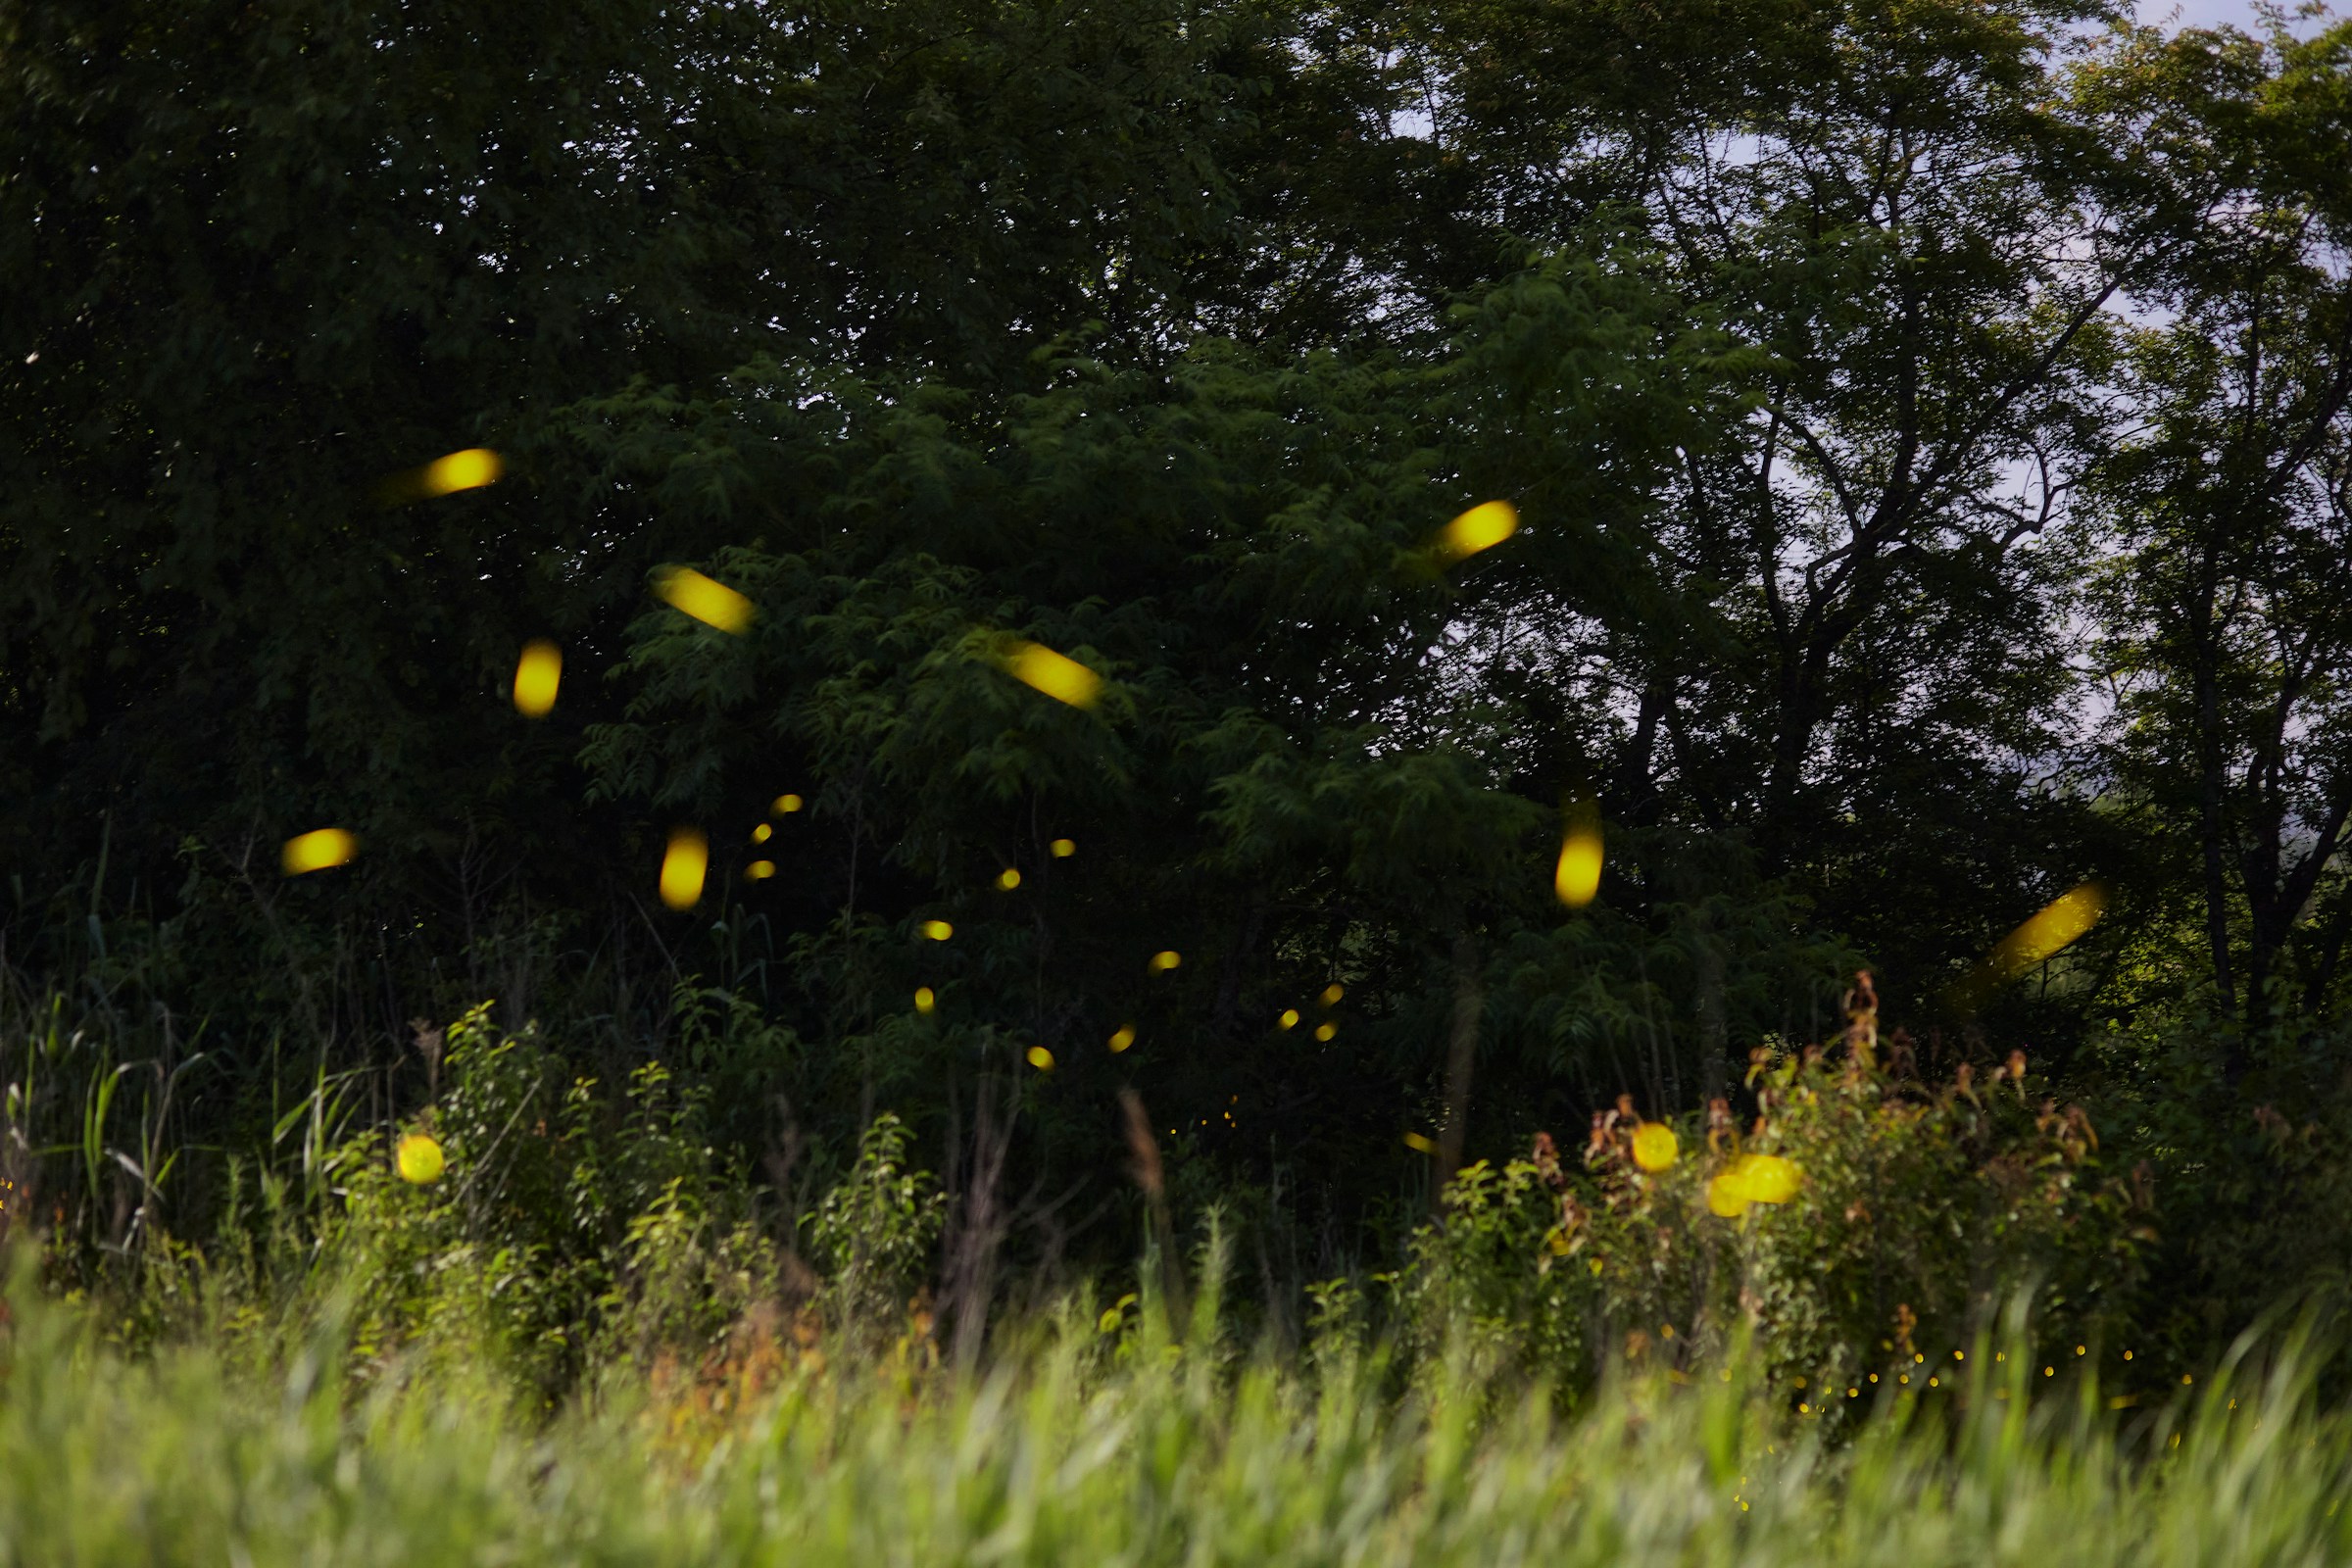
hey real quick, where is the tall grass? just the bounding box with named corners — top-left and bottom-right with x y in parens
top-left (2, 1264), bottom-right (2348, 1568)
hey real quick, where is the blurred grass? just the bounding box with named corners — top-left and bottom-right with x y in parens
top-left (1, 1266), bottom-right (2348, 1568)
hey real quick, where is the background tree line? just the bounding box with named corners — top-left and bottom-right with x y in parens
top-left (2, 0), bottom-right (2350, 1342)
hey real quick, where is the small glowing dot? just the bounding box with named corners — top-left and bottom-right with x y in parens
top-left (1868, 1374), bottom-right (1879, 1384)
top-left (1319, 983), bottom-right (1344, 1006)
top-left (996, 868), bottom-right (1021, 891)
top-left (1025, 1046), bottom-right (1054, 1071)
top-left (281, 828), bottom-right (358, 875)
top-left (914, 988), bottom-right (935, 1013)
top-left (1793, 1376), bottom-right (1806, 1389)
top-left (654, 565), bottom-right (754, 634)
top-left (512, 639), bottom-right (562, 716)
top-left (1928, 1377), bottom-right (1938, 1388)
top-left (921, 920), bottom-right (954, 941)
top-left (2045, 1367), bottom-right (2055, 1377)
top-left (1314, 1022), bottom-right (1336, 1041)
top-left (1798, 1402), bottom-right (1810, 1414)
top-left (1278, 1009), bottom-right (1299, 1029)
top-left (2076, 1346), bottom-right (2086, 1355)
top-left (659, 829), bottom-right (709, 909)
top-left (1899, 1375), bottom-right (1909, 1385)
top-left (1914, 1353), bottom-right (1925, 1363)
top-left (1403, 1131), bottom-right (1436, 1153)
top-left (1847, 1388), bottom-right (1858, 1397)
top-left (774, 794), bottom-right (804, 814)
top-left (745, 859), bottom-right (776, 881)
top-left (1050, 838), bottom-right (1076, 858)
top-left (753, 823), bottom-right (772, 843)
top-left (2182, 1374), bottom-right (2193, 1385)
top-left (1108, 1025), bottom-right (1135, 1053)
top-left (1997, 1352), bottom-right (2006, 1362)
top-left (1149, 950), bottom-right (1181, 973)
top-left (2124, 1350), bottom-right (2133, 1360)
top-left (1954, 1350), bottom-right (1965, 1360)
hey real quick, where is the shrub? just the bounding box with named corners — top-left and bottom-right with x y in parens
top-left (1404, 1006), bottom-right (2149, 1408)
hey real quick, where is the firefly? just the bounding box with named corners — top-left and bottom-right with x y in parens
top-left (1403, 1131), bottom-right (1436, 1153)
top-left (1050, 838), bottom-right (1076, 858)
top-left (997, 869), bottom-right (1021, 891)
top-left (282, 829), bottom-right (358, 875)
top-left (1149, 951), bottom-right (1181, 973)
top-left (655, 566), bottom-right (754, 634)
top-left (914, 988), bottom-right (936, 1013)
top-left (1004, 640), bottom-right (1102, 710)
top-left (512, 639), bottom-right (562, 716)
top-left (1319, 984), bottom-right (1344, 1006)
top-left (396, 1133), bottom-right (446, 1185)
top-left (921, 920), bottom-right (954, 941)
top-left (745, 860), bottom-right (776, 881)
top-left (1555, 798), bottom-right (1602, 907)
top-left (1314, 1022), bottom-right (1337, 1042)
top-left (1108, 1025), bottom-right (1135, 1053)
top-left (1026, 1046), bottom-right (1055, 1071)
top-left (1632, 1123), bottom-right (1679, 1172)
top-left (421, 448), bottom-right (502, 496)
top-left (773, 794), bottom-right (804, 814)
top-left (752, 823), bottom-right (772, 843)
top-left (1278, 1009), bottom-right (1299, 1030)
top-left (1436, 500), bottom-right (1519, 563)
top-left (659, 829), bottom-right (709, 909)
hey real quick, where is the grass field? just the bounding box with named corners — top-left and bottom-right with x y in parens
top-left (2, 1273), bottom-right (2346, 1568)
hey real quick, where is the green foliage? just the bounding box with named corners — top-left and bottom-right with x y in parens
top-left (804, 1113), bottom-right (945, 1330)
top-left (6, 1264), bottom-right (2352, 1566)
top-left (1405, 1041), bottom-right (2148, 1407)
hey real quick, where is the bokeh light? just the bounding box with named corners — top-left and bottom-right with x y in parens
top-left (1403, 1131), bottom-right (1436, 1153)
top-left (512, 639), bottom-right (562, 716)
top-left (1436, 500), bottom-right (1519, 562)
top-left (997, 868), bottom-right (1021, 890)
top-left (1005, 640), bottom-right (1102, 709)
top-left (1555, 799), bottom-right (1603, 907)
top-left (1050, 838), bottom-right (1076, 858)
top-left (655, 566), bottom-right (754, 634)
top-left (1026, 1046), bottom-right (1055, 1071)
top-left (1314, 1022), bottom-right (1337, 1042)
top-left (915, 988), bottom-right (936, 1013)
top-left (1109, 1025), bottom-right (1135, 1053)
top-left (281, 828), bottom-right (358, 875)
top-left (1278, 1009), bottom-right (1299, 1029)
top-left (422, 448), bottom-right (502, 496)
top-left (1149, 950), bottom-right (1181, 973)
top-left (1632, 1123), bottom-right (1679, 1172)
top-left (921, 920), bottom-right (954, 941)
top-left (745, 859), bottom-right (775, 881)
top-left (773, 794), bottom-right (804, 814)
top-left (1319, 983), bottom-right (1344, 1006)
top-left (396, 1133), bottom-right (446, 1185)
top-left (659, 829), bottom-right (709, 909)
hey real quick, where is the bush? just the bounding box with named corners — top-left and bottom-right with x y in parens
top-left (1403, 1014), bottom-right (2150, 1408)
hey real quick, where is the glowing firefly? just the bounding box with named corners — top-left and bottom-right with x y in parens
top-left (1278, 1009), bottom-right (1299, 1030)
top-left (1555, 798), bottom-right (1602, 907)
top-left (773, 794), bottom-right (804, 814)
top-left (1632, 1123), bottom-right (1679, 1172)
top-left (1319, 984), bottom-right (1344, 1006)
top-left (1004, 641), bottom-right (1102, 710)
top-left (1109, 1025), bottom-right (1135, 1053)
top-left (921, 920), bottom-right (954, 941)
top-left (654, 566), bottom-right (753, 634)
top-left (512, 639), bottom-right (562, 716)
top-left (659, 829), bottom-right (708, 909)
top-left (745, 860), bottom-right (776, 881)
top-left (1050, 838), bottom-right (1076, 858)
top-left (282, 829), bottom-right (358, 875)
top-left (1403, 1131), bottom-right (1437, 1153)
top-left (1971, 883), bottom-right (2109, 993)
top-left (1436, 500), bottom-right (1519, 563)
top-left (396, 1133), bottom-right (446, 1185)
top-left (1149, 951), bottom-right (1181, 973)
top-left (1026, 1046), bottom-right (1055, 1071)
top-left (997, 869), bottom-right (1021, 891)
top-left (1314, 1022), bottom-right (1337, 1042)
top-left (914, 988), bottom-right (936, 1013)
